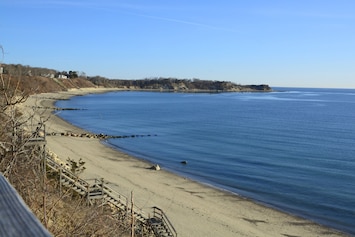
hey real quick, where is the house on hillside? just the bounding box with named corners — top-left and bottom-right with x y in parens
top-left (57, 74), bottom-right (68, 79)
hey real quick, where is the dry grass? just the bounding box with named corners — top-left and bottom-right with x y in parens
top-left (1, 74), bottom-right (96, 94)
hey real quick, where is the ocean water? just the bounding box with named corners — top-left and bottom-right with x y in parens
top-left (55, 88), bottom-right (355, 235)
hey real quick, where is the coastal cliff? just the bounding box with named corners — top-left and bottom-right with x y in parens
top-left (87, 77), bottom-right (271, 92)
top-left (1, 64), bottom-right (272, 93)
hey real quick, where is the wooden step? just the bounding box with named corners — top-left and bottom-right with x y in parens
top-left (88, 195), bottom-right (103, 200)
top-left (135, 215), bottom-right (146, 222)
top-left (72, 187), bottom-right (86, 195)
top-left (61, 181), bottom-right (71, 186)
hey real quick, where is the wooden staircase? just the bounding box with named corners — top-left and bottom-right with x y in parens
top-left (24, 123), bottom-right (177, 236)
top-left (87, 180), bottom-right (147, 223)
top-left (46, 156), bottom-right (177, 237)
top-left (149, 207), bottom-right (177, 237)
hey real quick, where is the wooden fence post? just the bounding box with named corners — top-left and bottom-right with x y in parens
top-left (86, 183), bottom-right (90, 205)
top-left (101, 178), bottom-right (104, 211)
top-left (59, 167), bottom-right (62, 196)
top-left (131, 191), bottom-right (134, 237)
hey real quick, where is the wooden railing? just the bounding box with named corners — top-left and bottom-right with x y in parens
top-left (151, 206), bottom-right (177, 237)
top-left (89, 178), bottom-right (148, 223)
top-left (23, 124), bottom-right (47, 147)
top-left (0, 174), bottom-right (51, 237)
top-left (47, 157), bottom-right (89, 195)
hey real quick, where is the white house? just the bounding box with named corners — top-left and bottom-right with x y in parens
top-left (58, 74), bottom-right (68, 79)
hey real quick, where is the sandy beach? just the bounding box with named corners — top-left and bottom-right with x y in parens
top-left (23, 88), bottom-right (347, 237)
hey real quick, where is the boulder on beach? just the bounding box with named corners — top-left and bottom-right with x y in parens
top-left (150, 164), bottom-right (161, 171)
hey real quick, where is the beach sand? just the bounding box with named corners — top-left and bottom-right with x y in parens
top-left (23, 88), bottom-right (347, 237)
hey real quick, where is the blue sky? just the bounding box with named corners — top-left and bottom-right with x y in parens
top-left (1, 0), bottom-right (355, 88)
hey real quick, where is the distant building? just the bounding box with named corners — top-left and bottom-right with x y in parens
top-left (0, 67), bottom-right (3, 74)
top-left (58, 74), bottom-right (68, 79)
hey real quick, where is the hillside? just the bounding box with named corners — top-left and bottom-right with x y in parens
top-left (1, 74), bottom-right (96, 94)
top-left (1, 64), bottom-right (272, 93)
top-left (87, 76), bottom-right (271, 92)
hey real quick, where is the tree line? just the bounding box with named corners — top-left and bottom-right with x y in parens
top-left (1, 63), bottom-right (271, 92)
top-left (87, 76), bottom-right (271, 91)
top-left (1, 64), bottom-right (84, 79)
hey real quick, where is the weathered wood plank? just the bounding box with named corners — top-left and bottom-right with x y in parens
top-left (0, 174), bottom-right (51, 237)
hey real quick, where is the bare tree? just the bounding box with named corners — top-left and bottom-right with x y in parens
top-left (0, 59), bottom-right (31, 178)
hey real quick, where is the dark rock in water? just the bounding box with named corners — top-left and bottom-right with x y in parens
top-left (181, 161), bottom-right (187, 165)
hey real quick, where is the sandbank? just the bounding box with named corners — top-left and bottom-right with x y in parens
top-left (23, 88), bottom-right (347, 237)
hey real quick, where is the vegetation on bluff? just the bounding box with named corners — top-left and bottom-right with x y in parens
top-left (1, 63), bottom-right (271, 92)
top-left (87, 76), bottom-right (271, 92)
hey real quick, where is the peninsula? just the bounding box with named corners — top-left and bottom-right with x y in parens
top-left (1, 63), bottom-right (271, 93)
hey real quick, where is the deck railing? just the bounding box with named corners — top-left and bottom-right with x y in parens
top-left (0, 174), bottom-right (52, 237)
top-left (151, 206), bottom-right (177, 237)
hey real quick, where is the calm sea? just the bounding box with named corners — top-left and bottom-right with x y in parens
top-left (55, 88), bottom-right (355, 235)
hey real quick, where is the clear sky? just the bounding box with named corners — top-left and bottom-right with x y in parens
top-left (1, 0), bottom-right (355, 88)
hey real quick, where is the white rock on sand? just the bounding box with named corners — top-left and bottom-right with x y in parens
top-left (23, 88), bottom-right (347, 237)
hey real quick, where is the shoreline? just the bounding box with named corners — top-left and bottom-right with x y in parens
top-left (24, 88), bottom-right (348, 237)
